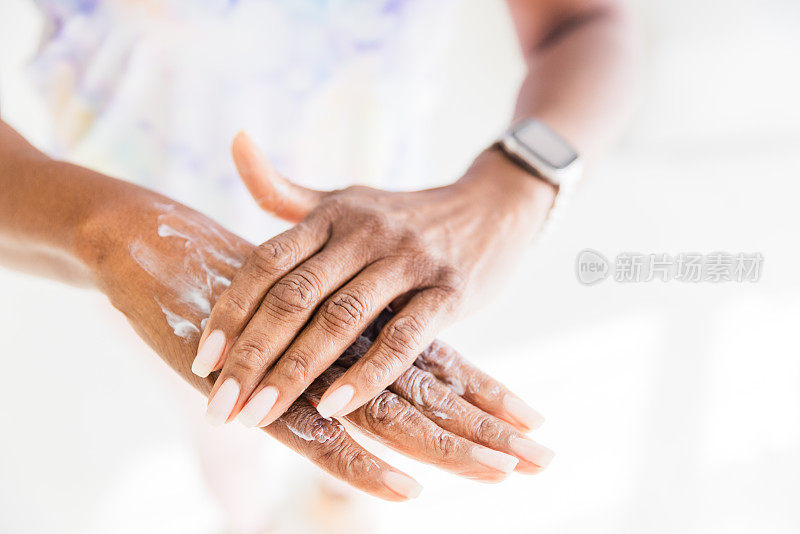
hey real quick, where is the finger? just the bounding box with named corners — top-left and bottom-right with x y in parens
top-left (315, 288), bottom-right (453, 419)
top-left (192, 214), bottom-right (329, 379)
top-left (335, 337), bottom-right (554, 473)
top-left (232, 131), bottom-right (327, 223)
top-left (237, 260), bottom-right (414, 428)
top-left (414, 340), bottom-right (546, 432)
top-left (262, 396), bottom-right (422, 501)
top-left (392, 365), bottom-right (554, 474)
top-left (207, 239), bottom-right (370, 424)
top-left (306, 367), bottom-right (519, 482)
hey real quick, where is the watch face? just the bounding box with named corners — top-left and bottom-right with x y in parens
top-left (512, 120), bottom-right (578, 169)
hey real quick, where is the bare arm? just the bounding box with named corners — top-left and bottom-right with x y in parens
top-left (0, 120), bottom-right (116, 285)
top-left (0, 118), bottom-right (551, 498)
top-left (506, 0), bottom-right (641, 156)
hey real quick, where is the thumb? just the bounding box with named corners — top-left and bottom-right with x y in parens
top-left (232, 131), bottom-right (326, 223)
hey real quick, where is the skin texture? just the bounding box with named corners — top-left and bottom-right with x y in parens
top-left (0, 119), bottom-right (551, 500)
top-left (199, 134), bottom-right (555, 427)
top-left (199, 0), bottom-right (640, 426)
top-left (82, 192), bottom-right (551, 497)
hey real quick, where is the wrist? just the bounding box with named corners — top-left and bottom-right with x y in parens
top-left (456, 147), bottom-right (557, 231)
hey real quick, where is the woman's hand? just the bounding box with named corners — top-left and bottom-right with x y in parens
top-left (197, 132), bottom-right (555, 428)
top-left (81, 191), bottom-right (551, 500)
top-left (327, 310), bottom-right (554, 477)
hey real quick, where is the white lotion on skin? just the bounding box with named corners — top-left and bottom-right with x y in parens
top-left (282, 416), bottom-right (335, 444)
top-left (130, 207), bottom-right (237, 339)
top-left (159, 301), bottom-right (201, 337)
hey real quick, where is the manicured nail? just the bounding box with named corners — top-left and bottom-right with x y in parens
top-left (192, 330), bottom-right (226, 378)
top-left (205, 378), bottom-right (239, 426)
top-left (504, 395), bottom-right (545, 430)
top-left (316, 384), bottom-right (354, 418)
top-left (237, 386), bottom-right (279, 427)
top-left (472, 447), bottom-right (519, 474)
top-left (382, 471), bottom-right (423, 499)
top-left (510, 437), bottom-right (555, 468)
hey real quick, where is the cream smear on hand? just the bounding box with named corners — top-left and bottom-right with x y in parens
top-left (130, 205), bottom-right (240, 339)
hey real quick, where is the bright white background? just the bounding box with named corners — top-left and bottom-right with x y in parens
top-left (1, 1), bottom-right (799, 533)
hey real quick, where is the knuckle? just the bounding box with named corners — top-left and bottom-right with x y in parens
top-left (229, 340), bottom-right (270, 374)
top-left (310, 425), bottom-right (379, 479)
top-left (359, 356), bottom-right (394, 390)
top-left (404, 369), bottom-right (439, 407)
top-left (278, 348), bottom-right (314, 384)
top-left (319, 290), bottom-right (370, 334)
top-left (382, 316), bottom-right (425, 356)
top-left (363, 391), bottom-right (409, 428)
top-left (285, 405), bottom-right (346, 446)
top-left (304, 417), bottom-right (343, 445)
top-left (473, 415), bottom-right (504, 443)
top-left (335, 444), bottom-right (379, 480)
top-left (415, 340), bottom-right (459, 370)
top-left (251, 239), bottom-right (296, 275)
top-left (428, 430), bottom-right (459, 459)
top-left (267, 271), bottom-right (321, 313)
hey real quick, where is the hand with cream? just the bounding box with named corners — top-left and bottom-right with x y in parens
top-left (81, 190), bottom-right (552, 497)
top-left (196, 133), bottom-right (553, 431)
top-left (0, 118), bottom-right (552, 500)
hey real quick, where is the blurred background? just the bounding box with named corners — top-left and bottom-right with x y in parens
top-left (1, 0), bottom-right (799, 533)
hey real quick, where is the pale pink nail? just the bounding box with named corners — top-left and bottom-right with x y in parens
top-left (205, 378), bottom-right (239, 426)
top-left (510, 437), bottom-right (555, 468)
top-left (316, 384), bottom-right (354, 418)
top-left (504, 395), bottom-right (545, 430)
top-left (192, 330), bottom-right (226, 378)
top-left (472, 447), bottom-right (519, 473)
top-left (383, 471), bottom-right (423, 499)
top-left (237, 386), bottom-right (279, 427)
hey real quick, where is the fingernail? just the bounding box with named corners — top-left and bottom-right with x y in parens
top-left (504, 395), bottom-right (545, 430)
top-left (238, 386), bottom-right (279, 427)
top-left (316, 384), bottom-right (354, 418)
top-left (382, 471), bottom-right (423, 499)
top-left (205, 378), bottom-right (239, 426)
top-left (472, 447), bottom-right (519, 474)
top-left (192, 330), bottom-right (226, 378)
top-left (510, 437), bottom-right (555, 468)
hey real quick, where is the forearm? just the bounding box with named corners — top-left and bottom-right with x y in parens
top-left (449, 2), bottom-right (638, 233)
top-left (511, 1), bottom-right (640, 156)
top-left (0, 120), bottom-right (173, 286)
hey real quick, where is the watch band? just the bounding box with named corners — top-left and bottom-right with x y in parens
top-left (495, 119), bottom-right (583, 240)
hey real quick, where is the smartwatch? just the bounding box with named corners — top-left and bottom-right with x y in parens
top-left (496, 118), bottom-right (582, 191)
top-left (496, 118), bottom-right (583, 239)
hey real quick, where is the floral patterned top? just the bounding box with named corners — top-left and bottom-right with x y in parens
top-left (28, 0), bottom-right (457, 239)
